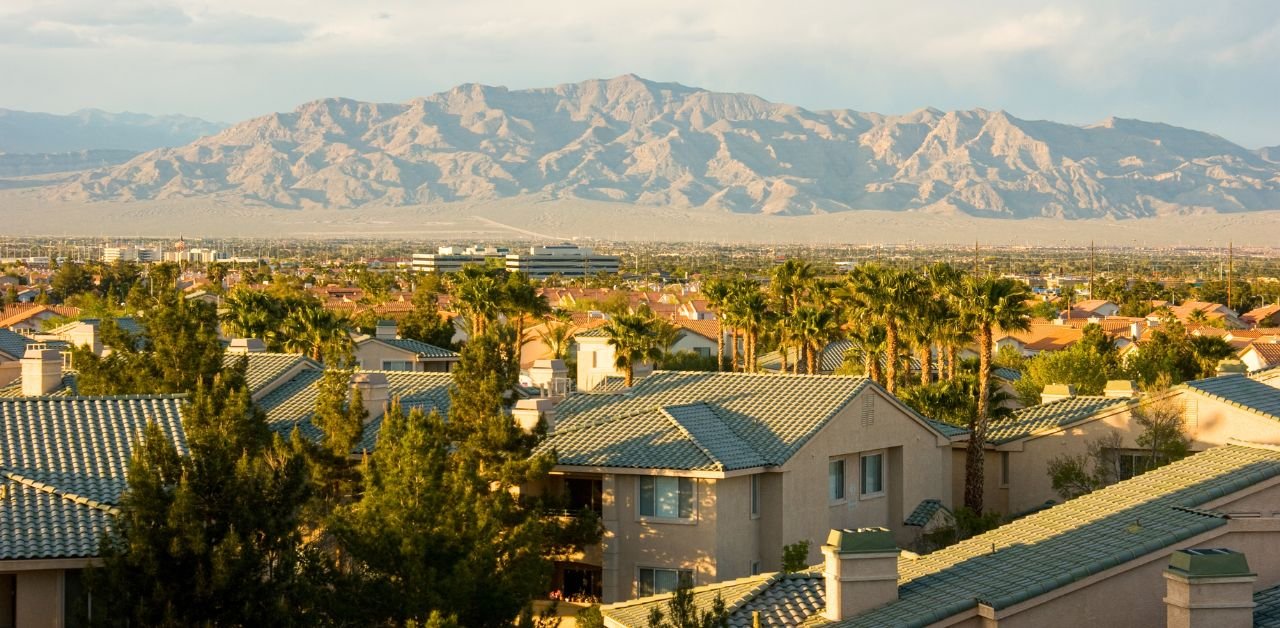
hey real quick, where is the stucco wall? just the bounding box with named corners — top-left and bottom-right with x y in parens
top-left (780, 389), bottom-right (953, 564)
top-left (607, 474), bottom-right (720, 601)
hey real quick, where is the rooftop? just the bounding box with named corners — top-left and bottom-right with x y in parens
top-left (602, 570), bottom-right (825, 628)
top-left (824, 443), bottom-right (1280, 627)
top-left (986, 396), bottom-right (1134, 444)
top-left (1183, 374), bottom-right (1280, 422)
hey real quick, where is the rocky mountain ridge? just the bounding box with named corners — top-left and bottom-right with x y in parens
top-left (44, 75), bottom-right (1280, 218)
top-left (0, 108), bottom-right (224, 154)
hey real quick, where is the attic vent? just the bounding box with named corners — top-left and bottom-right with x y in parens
top-left (1183, 399), bottom-right (1198, 429)
top-left (861, 394), bottom-right (874, 426)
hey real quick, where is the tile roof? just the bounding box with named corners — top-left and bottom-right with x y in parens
top-left (539, 402), bottom-right (771, 472)
top-left (0, 373), bottom-right (78, 398)
top-left (575, 326), bottom-right (611, 338)
top-left (904, 499), bottom-right (950, 527)
top-left (1183, 375), bottom-right (1280, 422)
top-left (602, 571), bottom-right (825, 628)
top-left (0, 395), bottom-right (188, 560)
top-left (0, 330), bottom-right (68, 361)
top-left (221, 352), bottom-right (319, 394)
top-left (821, 444), bottom-right (1280, 627)
top-left (255, 370), bottom-right (452, 452)
top-left (1243, 303), bottom-right (1280, 324)
top-left (986, 396), bottom-right (1132, 444)
top-left (1257, 584), bottom-right (1280, 628)
top-left (0, 304), bottom-right (80, 329)
top-left (373, 337), bottom-right (459, 359)
top-left (1243, 343), bottom-right (1280, 368)
top-left (548, 372), bottom-right (875, 469)
top-left (993, 367), bottom-right (1022, 382)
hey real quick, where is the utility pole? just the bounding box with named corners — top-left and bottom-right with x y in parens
top-left (1227, 241), bottom-right (1234, 311)
top-left (1089, 240), bottom-right (1095, 301)
top-left (974, 240), bottom-right (980, 277)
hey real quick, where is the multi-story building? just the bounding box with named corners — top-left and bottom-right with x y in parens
top-left (102, 245), bottom-right (161, 263)
top-left (410, 245), bottom-right (510, 274)
top-left (504, 244), bottom-right (620, 279)
top-left (525, 371), bottom-right (959, 603)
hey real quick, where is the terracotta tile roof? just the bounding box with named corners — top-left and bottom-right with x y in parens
top-left (0, 304), bottom-right (80, 329)
top-left (1243, 303), bottom-right (1280, 325)
top-left (1243, 343), bottom-right (1280, 368)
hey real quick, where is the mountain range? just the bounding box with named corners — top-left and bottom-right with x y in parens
top-left (14, 76), bottom-right (1280, 218)
top-left (0, 108), bottom-right (225, 154)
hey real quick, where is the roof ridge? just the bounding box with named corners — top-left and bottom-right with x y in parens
top-left (659, 404), bottom-right (728, 471)
top-left (0, 393), bottom-right (188, 401)
top-left (0, 469), bottom-right (120, 515)
top-left (666, 401), bottom-right (770, 467)
top-left (601, 572), bottom-right (779, 611)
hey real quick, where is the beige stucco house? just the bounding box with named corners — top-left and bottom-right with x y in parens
top-left (529, 371), bottom-right (959, 603)
top-left (955, 372), bottom-right (1280, 516)
top-left (602, 441), bottom-right (1280, 628)
top-left (352, 321), bottom-right (459, 373)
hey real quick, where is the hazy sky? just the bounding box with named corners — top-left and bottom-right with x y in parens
top-left (3, 0), bottom-right (1279, 147)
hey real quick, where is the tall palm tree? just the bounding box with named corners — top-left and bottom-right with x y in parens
top-left (537, 315), bottom-right (575, 361)
top-left (956, 275), bottom-right (1031, 512)
top-left (603, 312), bottom-right (667, 387)
top-left (733, 285), bottom-right (770, 373)
top-left (771, 259), bottom-right (816, 371)
top-left (503, 272), bottom-right (549, 346)
top-left (450, 265), bottom-right (505, 337)
top-left (280, 304), bottom-right (352, 363)
top-left (847, 264), bottom-right (925, 394)
top-left (791, 305), bottom-right (840, 374)
top-left (702, 279), bottom-right (731, 372)
top-left (220, 288), bottom-right (277, 339)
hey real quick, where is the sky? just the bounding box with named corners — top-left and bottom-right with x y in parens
top-left (2, 0), bottom-right (1279, 148)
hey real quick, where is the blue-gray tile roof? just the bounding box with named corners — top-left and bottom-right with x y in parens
top-left (823, 444), bottom-right (1280, 627)
top-left (0, 329), bottom-right (68, 360)
top-left (221, 352), bottom-right (319, 395)
top-left (1257, 584), bottom-right (1280, 628)
top-left (986, 396), bottom-right (1132, 444)
top-left (375, 337), bottom-right (459, 359)
top-left (0, 395), bottom-right (188, 560)
top-left (544, 372), bottom-right (912, 471)
top-left (1183, 374), bottom-right (1280, 422)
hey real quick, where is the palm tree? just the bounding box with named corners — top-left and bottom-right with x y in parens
top-left (847, 264), bottom-right (925, 394)
top-left (537, 315), bottom-right (575, 361)
top-left (956, 275), bottom-right (1031, 512)
top-left (733, 285), bottom-right (770, 373)
top-left (702, 279), bottom-right (732, 372)
top-left (280, 304), bottom-right (352, 363)
top-left (220, 288), bottom-right (277, 339)
top-left (791, 305), bottom-right (840, 374)
top-left (771, 259), bottom-right (817, 370)
top-left (603, 312), bottom-right (667, 387)
top-left (503, 272), bottom-right (549, 346)
top-left (450, 265), bottom-right (505, 337)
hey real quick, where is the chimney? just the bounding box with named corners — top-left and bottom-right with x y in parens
top-left (21, 345), bottom-right (63, 397)
top-left (528, 359), bottom-right (570, 399)
top-left (1215, 359), bottom-right (1248, 377)
top-left (375, 320), bottom-right (398, 340)
top-left (350, 372), bottom-right (389, 423)
top-left (1130, 321), bottom-right (1143, 340)
top-left (1040, 383), bottom-right (1076, 404)
top-left (1103, 380), bottom-right (1139, 399)
top-left (512, 397), bottom-right (556, 433)
top-left (821, 528), bottom-right (899, 621)
top-left (1164, 548), bottom-right (1256, 628)
top-left (226, 338), bottom-right (267, 354)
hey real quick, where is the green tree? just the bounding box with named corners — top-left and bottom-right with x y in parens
top-left (89, 367), bottom-right (322, 625)
top-left (451, 265), bottom-right (506, 336)
top-left (702, 279), bottom-right (732, 372)
top-left (645, 584), bottom-right (728, 628)
top-left (400, 289), bottom-right (457, 348)
top-left (603, 312), bottom-right (670, 387)
top-left (956, 276), bottom-right (1031, 513)
top-left (51, 261), bottom-right (94, 302)
top-left (847, 264), bottom-right (926, 392)
top-left (781, 539), bottom-right (812, 573)
top-left (1013, 326), bottom-right (1120, 406)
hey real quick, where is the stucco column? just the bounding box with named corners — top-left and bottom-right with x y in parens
top-left (1164, 549), bottom-right (1256, 628)
top-left (600, 473), bottom-right (620, 603)
top-left (16, 570), bottom-right (63, 628)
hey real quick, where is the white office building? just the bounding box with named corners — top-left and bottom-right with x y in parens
top-left (103, 246), bottom-right (161, 263)
top-left (411, 245), bottom-right (510, 274)
top-left (504, 244), bottom-right (620, 279)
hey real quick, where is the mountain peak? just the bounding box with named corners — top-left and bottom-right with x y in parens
top-left (37, 79), bottom-right (1280, 218)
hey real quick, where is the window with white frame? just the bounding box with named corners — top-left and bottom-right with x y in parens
top-left (828, 459), bottom-right (845, 502)
top-left (750, 474), bottom-right (760, 517)
top-left (860, 453), bottom-right (883, 496)
top-left (638, 568), bottom-right (693, 596)
top-left (638, 476), bottom-right (695, 519)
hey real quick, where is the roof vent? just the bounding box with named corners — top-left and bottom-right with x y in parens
top-left (1040, 383), bottom-right (1076, 404)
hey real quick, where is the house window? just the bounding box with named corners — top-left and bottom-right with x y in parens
top-left (1118, 452), bottom-right (1153, 480)
top-left (638, 568), bottom-right (693, 596)
top-left (694, 346), bottom-right (711, 358)
top-left (381, 360), bottom-right (413, 371)
top-left (639, 476), bottom-right (695, 519)
top-left (860, 453), bottom-right (883, 496)
top-left (828, 459), bottom-right (845, 502)
top-left (1000, 452), bottom-right (1010, 487)
top-left (750, 474), bottom-right (760, 518)
top-left (750, 561), bottom-right (761, 576)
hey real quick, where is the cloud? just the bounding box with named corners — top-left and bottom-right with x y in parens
top-left (0, 1), bottom-right (309, 47)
